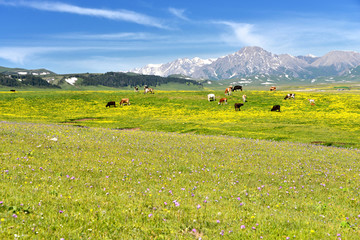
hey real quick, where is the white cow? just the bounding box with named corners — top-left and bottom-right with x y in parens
top-left (308, 99), bottom-right (315, 105)
top-left (208, 94), bottom-right (216, 102)
top-left (242, 95), bottom-right (247, 103)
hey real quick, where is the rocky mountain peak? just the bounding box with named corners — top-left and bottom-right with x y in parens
top-left (130, 47), bottom-right (360, 80)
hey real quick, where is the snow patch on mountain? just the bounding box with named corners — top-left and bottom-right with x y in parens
top-left (132, 57), bottom-right (215, 77)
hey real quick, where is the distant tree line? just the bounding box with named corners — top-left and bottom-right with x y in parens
top-left (0, 71), bottom-right (202, 89)
top-left (79, 72), bottom-right (203, 88)
top-left (0, 74), bottom-right (19, 87)
top-left (0, 73), bottom-right (60, 88)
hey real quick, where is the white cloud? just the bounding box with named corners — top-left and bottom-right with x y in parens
top-left (53, 32), bottom-right (162, 41)
top-left (215, 21), bottom-right (266, 47)
top-left (0, 0), bottom-right (168, 29)
top-left (168, 7), bottom-right (188, 20)
top-left (0, 47), bottom-right (47, 64)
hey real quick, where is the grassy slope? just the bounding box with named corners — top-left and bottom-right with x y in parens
top-left (0, 121), bottom-right (359, 239)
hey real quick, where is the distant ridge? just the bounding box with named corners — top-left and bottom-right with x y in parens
top-left (0, 66), bottom-right (55, 75)
top-left (131, 46), bottom-right (360, 80)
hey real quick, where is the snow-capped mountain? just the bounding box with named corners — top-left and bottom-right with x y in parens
top-left (311, 50), bottom-right (360, 73)
top-left (130, 46), bottom-right (360, 80)
top-left (132, 57), bottom-right (215, 77)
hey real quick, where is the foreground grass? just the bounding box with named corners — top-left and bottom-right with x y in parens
top-left (1, 122), bottom-right (359, 239)
top-left (0, 90), bottom-right (359, 148)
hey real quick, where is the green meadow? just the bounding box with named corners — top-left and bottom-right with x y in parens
top-left (0, 88), bottom-right (360, 239)
top-left (0, 89), bottom-right (359, 147)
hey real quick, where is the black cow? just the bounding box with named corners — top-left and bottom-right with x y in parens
top-left (106, 101), bottom-right (116, 107)
top-left (271, 105), bottom-right (281, 112)
top-left (10, 89), bottom-right (16, 92)
top-left (233, 85), bottom-right (243, 91)
top-left (234, 103), bottom-right (244, 111)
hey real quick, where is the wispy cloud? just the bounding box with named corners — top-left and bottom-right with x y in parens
top-left (0, 47), bottom-right (51, 64)
top-left (168, 7), bottom-right (188, 20)
top-left (50, 32), bottom-right (174, 42)
top-left (0, 0), bottom-right (168, 29)
top-left (215, 21), bottom-right (266, 47)
top-left (53, 32), bottom-right (151, 40)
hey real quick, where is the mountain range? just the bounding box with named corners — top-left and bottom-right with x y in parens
top-left (131, 46), bottom-right (360, 80)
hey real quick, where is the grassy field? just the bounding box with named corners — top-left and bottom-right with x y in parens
top-left (0, 87), bottom-right (359, 239)
top-left (0, 89), bottom-right (359, 148)
top-left (0, 121), bottom-right (359, 239)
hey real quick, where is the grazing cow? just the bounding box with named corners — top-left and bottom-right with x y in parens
top-left (134, 86), bottom-right (139, 92)
top-left (106, 101), bottom-right (116, 108)
top-left (218, 98), bottom-right (227, 105)
top-left (120, 98), bottom-right (130, 106)
top-left (224, 87), bottom-right (232, 95)
top-left (284, 93), bottom-right (295, 100)
top-left (270, 86), bottom-right (276, 91)
top-left (308, 99), bottom-right (315, 105)
top-left (144, 88), bottom-right (154, 94)
top-left (233, 85), bottom-right (243, 91)
top-left (208, 94), bottom-right (216, 102)
top-left (271, 105), bottom-right (281, 112)
top-left (242, 95), bottom-right (247, 103)
top-left (234, 103), bottom-right (244, 111)
top-left (10, 89), bottom-right (16, 92)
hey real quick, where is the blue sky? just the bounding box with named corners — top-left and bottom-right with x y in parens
top-left (1, 0), bottom-right (360, 74)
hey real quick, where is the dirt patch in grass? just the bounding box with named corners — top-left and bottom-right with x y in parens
top-left (112, 127), bottom-right (140, 131)
top-left (311, 141), bottom-right (354, 147)
top-left (74, 118), bottom-right (97, 121)
top-left (62, 118), bottom-right (99, 124)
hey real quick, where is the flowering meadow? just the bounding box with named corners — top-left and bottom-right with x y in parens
top-left (0, 89), bottom-right (360, 238)
top-left (0, 121), bottom-right (359, 239)
top-left (0, 90), bottom-right (359, 148)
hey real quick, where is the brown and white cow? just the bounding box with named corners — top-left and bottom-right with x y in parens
top-left (144, 88), bottom-right (154, 94)
top-left (218, 98), bottom-right (227, 105)
top-left (224, 87), bottom-right (232, 95)
top-left (284, 93), bottom-right (295, 100)
top-left (106, 101), bottom-right (116, 107)
top-left (134, 86), bottom-right (139, 92)
top-left (242, 95), bottom-right (247, 102)
top-left (120, 98), bottom-right (130, 106)
top-left (234, 103), bottom-right (244, 111)
top-left (270, 86), bottom-right (276, 91)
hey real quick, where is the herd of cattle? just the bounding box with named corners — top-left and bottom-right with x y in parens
top-left (106, 85), bottom-right (316, 111)
top-left (106, 85), bottom-right (152, 107)
top-left (206, 85), bottom-right (312, 112)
